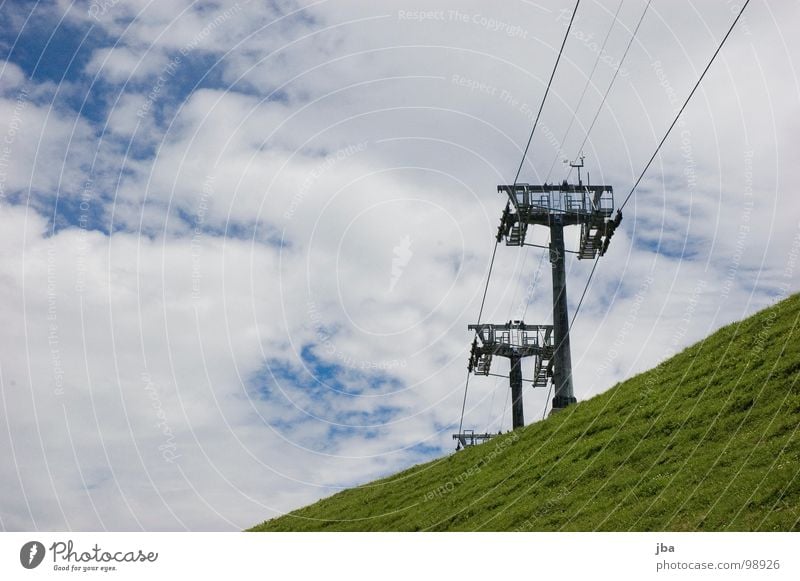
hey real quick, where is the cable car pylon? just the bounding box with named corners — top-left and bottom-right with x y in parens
top-left (453, 159), bottom-right (621, 447)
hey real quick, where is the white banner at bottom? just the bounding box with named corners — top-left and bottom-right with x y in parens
top-left (1, 532), bottom-right (796, 580)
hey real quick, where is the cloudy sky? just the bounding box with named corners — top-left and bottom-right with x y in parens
top-left (0, 0), bottom-right (798, 531)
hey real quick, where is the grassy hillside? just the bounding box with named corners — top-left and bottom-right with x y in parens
top-left (251, 293), bottom-right (800, 531)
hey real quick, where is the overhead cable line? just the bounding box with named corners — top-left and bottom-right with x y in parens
top-left (543, 0), bottom-right (626, 183)
top-left (457, 242), bottom-right (499, 436)
top-left (512, 0), bottom-right (582, 186)
top-left (567, 0), bottom-right (653, 180)
top-left (619, 0), bottom-right (751, 211)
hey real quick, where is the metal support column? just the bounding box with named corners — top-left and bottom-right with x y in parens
top-left (549, 218), bottom-right (576, 411)
top-left (509, 353), bottom-right (524, 429)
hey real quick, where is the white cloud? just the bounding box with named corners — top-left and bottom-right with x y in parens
top-left (0, 60), bottom-right (27, 93)
top-left (0, 202), bottom-right (449, 529)
top-left (84, 47), bottom-right (169, 84)
top-left (0, 90), bottom-right (95, 200)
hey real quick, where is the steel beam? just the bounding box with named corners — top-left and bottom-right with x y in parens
top-left (549, 217), bottom-right (576, 411)
top-left (509, 354), bottom-right (525, 429)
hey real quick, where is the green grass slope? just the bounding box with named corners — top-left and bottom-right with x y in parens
top-left (251, 293), bottom-right (800, 531)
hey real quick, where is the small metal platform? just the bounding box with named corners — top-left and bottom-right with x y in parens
top-left (452, 429), bottom-right (497, 449)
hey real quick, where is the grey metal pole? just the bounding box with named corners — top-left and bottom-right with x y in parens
top-left (509, 353), bottom-right (524, 429)
top-left (549, 217), bottom-right (576, 411)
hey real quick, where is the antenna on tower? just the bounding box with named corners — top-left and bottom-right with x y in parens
top-left (569, 153), bottom-right (586, 186)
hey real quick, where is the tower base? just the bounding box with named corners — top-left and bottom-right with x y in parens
top-left (551, 394), bottom-right (577, 411)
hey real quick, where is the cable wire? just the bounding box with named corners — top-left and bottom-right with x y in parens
top-left (568, 0), bottom-right (652, 179)
top-left (619, 0), bottom-right (750, 211)
top-left (542, 382), bottom-right (554, 419)
top-left (543, 0), bottom-right (626, 183)
top-left (457, 240), bottom-right (499, 437)
top-left (512, 0), bottom-right (581, 186)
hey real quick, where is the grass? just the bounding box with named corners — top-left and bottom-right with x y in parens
top-left (250, 293), bottom-right (800, 531)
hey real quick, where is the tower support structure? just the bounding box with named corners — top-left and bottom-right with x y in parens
top-left (509, 354), bottom-right (524, 429)
top-left (496, 170), bottom-right (621, 412)
top-left (465, 321), bottom-right (553, 430)
top-left (549, 217), bottom-right (576, 409)
top-left (455, 164), bottom-right (622, 444)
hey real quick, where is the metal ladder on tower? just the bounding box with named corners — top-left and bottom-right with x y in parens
top-left (507, 222), bottom-right (527, 246)
top-left (532, 329), bottom-right (553, 388)
top-left (578, 220), bottom-right (603, 259)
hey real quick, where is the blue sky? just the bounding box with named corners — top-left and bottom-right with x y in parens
top-left (0, 0), bottom-right (798, 531)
